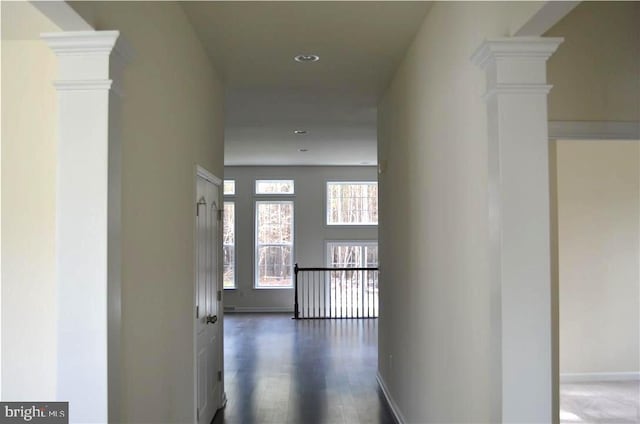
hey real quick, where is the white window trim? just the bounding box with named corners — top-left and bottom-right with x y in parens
top-left (325, 180), bottom-right (379, 227)
top-left (223, 179), bottom-right (236, 197)
top-left (223, 200), bottom-right (237, 290)
top-left (254, 199), bottom-right (295, 289)
top-left (255, 179), bottom-right (295, 195)
top-left (325, 240), bottom-right (379, 268)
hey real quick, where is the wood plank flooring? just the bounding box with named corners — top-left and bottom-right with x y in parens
top-left (213, 313), bottom-right (394, 424)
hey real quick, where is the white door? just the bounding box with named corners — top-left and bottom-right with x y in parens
top-left (196, 174), bottom-right (221, 424)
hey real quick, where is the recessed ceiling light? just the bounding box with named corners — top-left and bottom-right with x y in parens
top-left (299, 148), bottom-right (309, 152)
top-left (293, 130), bottom-right (307, 135)
top-left (294, 54), bottom-right (319, 63)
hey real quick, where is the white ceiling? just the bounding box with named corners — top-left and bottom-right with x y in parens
top-left (181, 1), bottom-right (432, 166)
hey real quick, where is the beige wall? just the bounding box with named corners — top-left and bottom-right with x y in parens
top-left (67, 2), bottom-right (224, 422)
top-left (1, 1), bottom-right (60, 400)
top-left (377, 2), bottom-right (545, 422)
top-left (556, 140), bottom-right (640, 375)
top-left (546, 1), bottom-right (640, 122)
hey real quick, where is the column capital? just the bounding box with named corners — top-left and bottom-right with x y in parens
top-left (41, 30), bottom-right (132, 94)
top-left (41, 30), bottom-right (120, 56)
top-left (472, 37), bottom-right (563, 100)
top-left (471, 36), bottom-right (563, 69)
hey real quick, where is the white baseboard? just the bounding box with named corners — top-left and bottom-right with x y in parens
top-left (561, 372), bottom-right (640, 383)
top-left (377, 371), bottom-right (406, 424)
top-left (224, 306), bottom-right (293, 313)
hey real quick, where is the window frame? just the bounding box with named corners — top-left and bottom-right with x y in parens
top-left (222, 200), bottom-right (237, 290)
top-left (255, 179), bottom-right (295, 195)
top-left (325, 240), bottom-right (379, 269)
top-left (223, 179), bottom-right (236, 196)
top-left (254, 199), bottom-right (295, 290)
top-left (325, 180), bottom-right (379, 227)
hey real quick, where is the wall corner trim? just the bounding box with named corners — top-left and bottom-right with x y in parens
top-left (376, 372), bottom-right (406, 424)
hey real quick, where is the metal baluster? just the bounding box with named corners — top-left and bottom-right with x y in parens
top-left (350, 270), bottom-right (354, 318)
top-left (294, 264), bottom-right (299, 319)
top-left (307, 273), bottom-right (311, 318)
top-left (329, 271), bottom-right (332, 319)
top-left (365, 270), bottom-right (369, 318)
top-left (317, 271), bottom-right (321, 318)
top-left (368, 270), bottom-right (371, 319)
top-left (360, 270), bottom-right (364, 318)
top-left (321, 271), bottom-right (324, 319)
top-left (338, 271), bottom-right (344, 318)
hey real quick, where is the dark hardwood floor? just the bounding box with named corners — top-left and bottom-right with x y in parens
top-left (213, 313), bottom-right (394, 424)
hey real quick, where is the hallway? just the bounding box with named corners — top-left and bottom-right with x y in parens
top-left (214, 314), bottom-right (393, 424)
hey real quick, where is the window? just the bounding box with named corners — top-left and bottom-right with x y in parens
top-left (255, 179), bottom-right (295, 195)
top-left (223, 180), bottom-right (235, 195)
top-left (327, 181), bottom-right (378, 225)
top-left (255, 201), bottom-right (294, 288)
top-left (223, 202), bottom-right (236, 289)
top-left (326, 241), bottom-right (378, 269)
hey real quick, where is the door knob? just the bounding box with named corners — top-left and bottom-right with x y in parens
top-left (206, 315), bottom-right (218, 324)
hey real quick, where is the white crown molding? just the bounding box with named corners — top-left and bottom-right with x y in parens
top-left (561, 372), bottom-right (640, 383)
top-left (471, 37), bottom-right (564, 69)
top-left (53, 80), bottom-right (113, 91)
top-left (41, 30), bottom-right (120, 56)
top-left (377, 372), bottom-right (406, 424)
top-left (549, 121), bottom-right (640, 140)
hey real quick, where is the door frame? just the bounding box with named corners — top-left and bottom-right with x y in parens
top-left (193, 165), bottom-right (226, 423)
top-left (548, 122), bottom-right (640, 420)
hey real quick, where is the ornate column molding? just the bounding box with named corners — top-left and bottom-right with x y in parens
top-left (472, 37), bottom-right (563, 99)
top-left (41, 30), bottom-right (130, 423)
top-left (42, 30), bottom-right (132, 94)
top-left (472, 36), bottom-right (562, 424)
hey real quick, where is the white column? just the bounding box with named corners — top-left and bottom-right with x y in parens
top-left (472, 37), bottom-right (563, 423)
top-left (41, 31), bottom-right (127, 423)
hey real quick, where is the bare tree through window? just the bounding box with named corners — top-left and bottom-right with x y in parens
top-left (223, 201), bottom-right (235, 288)
top-left (327, 182), bottom-right (378, 225)
top-left (256, 201), bottom-right (294, 287)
